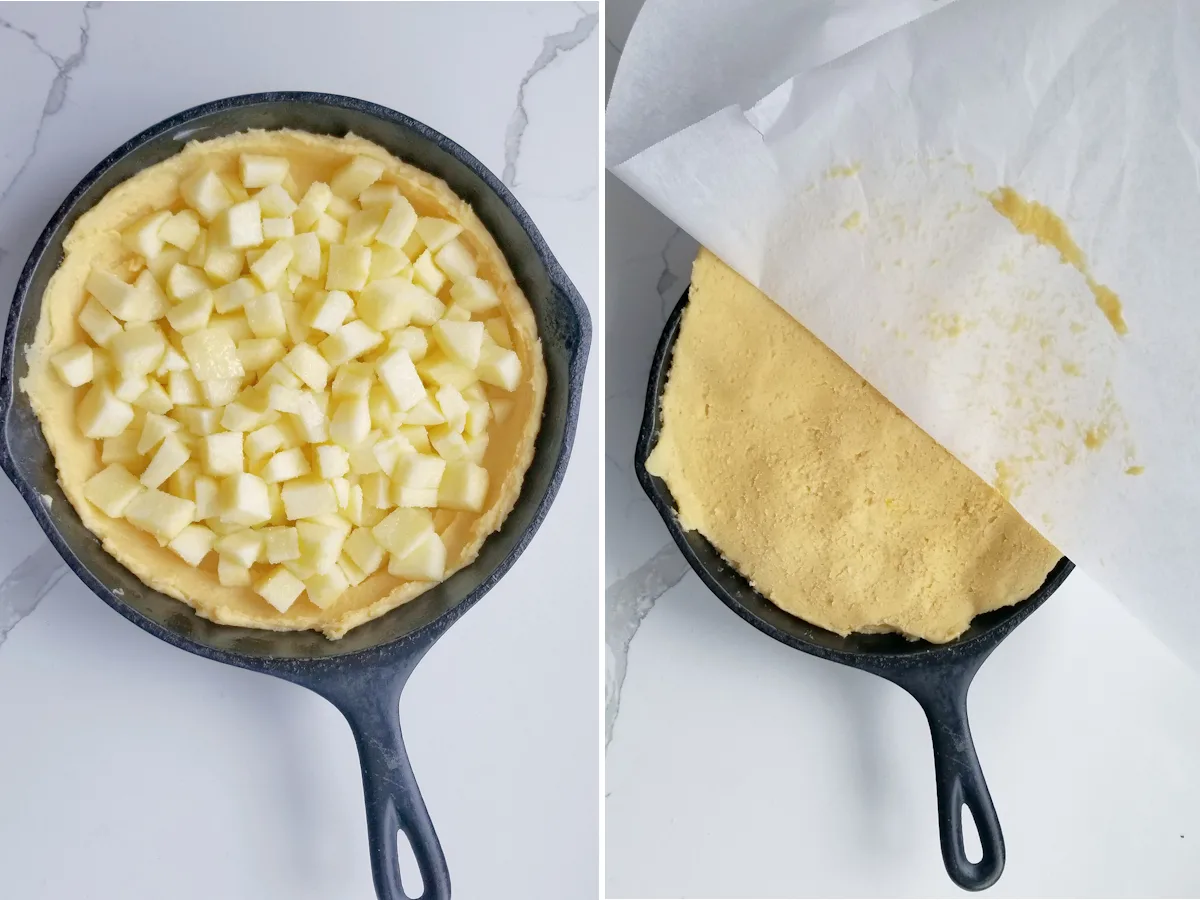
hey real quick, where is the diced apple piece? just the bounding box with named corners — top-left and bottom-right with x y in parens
top-left (343, 526), bottom-right (384, 574)
top-left (164, 290), bottom-right (212, 335)
top-left (361, 472), bottom-right (393, 509)
top-left (213, 529), bottom-right (262, 568)
top-left (137, 412), bottom-right (181, 455)
top-left (87, 269), bottom-right (154, 322)
top-left (315, 443), bottom-right (350, 479)
top-left (175, 407), bottom-right (221, 439)
top-left (304, 566), bottom-right (349, 609)
top-left (402, 396), bottom-right (446, 427)
top-left (442, 304), bottom-right (471, 322)
top-left (485, 318), bottom-right (512, 350)
top-left (464, 400), bottom-right (490, 438)
top-left (434, 384), bottom-right (469, 433)
top-left (203, 246), bottom-right (245, 284)
top-left (77, 383), bottom-right (134, 438)
top-left (319, 320), bottom-right (382, 367)
top-left (297, 519), bottom-right (348, 575)
top-left (371, 507), bottom-right (433, 558)
top-left (135, 381), bottom-right (173, 415)
top-left (52, 344), bottom-right (93, 387)
top-left (325, 195), bottom-right (354, 223)
top-left (387, 531), bottom-right (446, 581)
top-left (368, 348), bottom-right (422, 412)
top-left (290, 392), bottom-right (328, 443)
top-left (83, 464), bottom-right (144, 517)
top-left (187, 231), bottom-right (208, 267)
top-left (417, 353), bottom-right (477, 391)
top-left (159, 210), bottom-right (202, 251)
top-left (210, 278), bottom-right (256, 315)
top-left (398, 425), bottom-right (431, 454)
top-left (359, 183), bottom-right (401, 207)
top-left (429, 424), bottom-right (470, 461)
top-left (331, 362), bottom-right (373, 398)
top-left (139, 433), bottom-right (190, 488)
top-left (255, 566), bottom-right (305, 613)
top-left (344, 206), bottom-right (388, 246)
top-left (167, 370), bottom-right (202, 406)
top-left (245, 422), bottom-right (289, 461)
top-left (156, 346), bottom-right (190, 376)
top-left (411, 250), bottom-right (446, 296)
top-left (287, 232), bottom-right (321, 279)
top-left (79, 298), bottom-right (123, 347)
top-left (218, 172), bottom-right (249, 203)
top-left (147, 247), bottom-right (187, 281)
top-left (132, 270), bottom-right (169, 321)
top-left (414, 217), bottom-right (463, 252)
top-left (113, 374), bottom-right (148, 403)
top-left (304, 289), bottom-right (351, 334)
top-left (439, 460), bottom-right (489, 512)
top-left (122, 210), bottom-right (172, 260)
top-left (325, 244), bottom-right (371, 292)
top-left (354, 278), bottom-right (411, 331)
top-left (432, 320), bottom-right (484, 370)
top-left (198, 378), bottom-right (237, 407)
top-left (394, 486), bottom-right (437, 507)
top-left (386, 327), bottom-right (426, 362)
top-left (240, 154), bottom-right (289, 189)
top-left (217, 556), bottom-right (252, 587)
top-left (165, 263), bottom-right (210, 302)
top-left (261, 447), bottom-right (310, 483)
top-left (181, 169), bottom-right (233, 222)
top-left (332, 476), bottom-right (350, 509)
top-left (330, 155), bottom-right (384, 199)
top-left (450, 276), bottom-right (501, 314)
top-left (256, 183), bottom-right (297, 218)
top-left (260, 526), bottom-right (300, 563)
top-left (235, 337), bottom-right (284, 374)
top-left (216, 199), bottom-right (262, 250)
top-left (241, 293), bottom-right (284, 340)
top-left (219, 472), bottom-right (271, 526)
top-left (329, 395), bottom-right (371, 448)
top-left (262, 217), bottom-right (294, 241)
top-left (477, 344), bottom-right (522, 392)
top-left (124, 488), bottom-right (196, 542)
top-left (168, 523), bottom-right (215, 566)
top-left (250, 240), bottom-right (294, 290)
top-left (180, 328), bottom-right (244, 381)
top-left (281, 343), bottom-right (330, 391)
top-left (109, 324), bottom-right (167, 378)
top-left (370, 434), bottom-right (408, 474)
top-left (200, 431), bottom-right (243, 476)
top-left (281, 477), bottom-right (338, 520)
top-left (293, 182), bottom-right (333, 232)
top-left (433, 239), bottom-right (476, 283)
top-left (194, 475), bottom-right (219, 519)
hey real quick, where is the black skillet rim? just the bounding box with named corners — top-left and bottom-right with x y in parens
top-left (635, 289), bottom-right (1073, 672)
top-left (0, 91), bottom-right (590, 671)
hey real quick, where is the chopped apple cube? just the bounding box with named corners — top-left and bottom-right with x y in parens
top-left (262, 525), bottom-right (301, 563)
top-left (250, 240), bottom-right (294, 290)
top-left (199, 377), bottom-right (238, 407)
top-left (433, 239), bottom-right (477, 283)
top-left (266, 383), bottom-right (304, 414)
top-left (187, 231), bottom-right (208, 267)
top-left (314, 213), bottom-right (346, 246)
top-left (124, 488), bottom-right (196, 542)
top-left (315, 443), bottom-right (350, 478)
top-left (52, 344), bottom-right (93, 387)
top-left (370, 348), bottom-right (422, 412)
top-left (217, 557), bottom-right (252, 587)
top-left (305, 289), bottom-right (352, 334)
top-left (240, 154), bottom-right (289, 188)
top-left (429, 424), bottom-right (469, 461)
top-left (261, 447), bottom-right (310, 483)
top-left (147, 247), bottom-right (187, 281)
top-left (167, 370), bottom-right (203, 406)
top-left (432, 320), bottom-right (484, 369)
top-left (83, 464), bottom-right (144, 517)
top-left (370, 434), bottom-right (409, 474)
top-left (203, 246), bottom-right (245, 284)
top-left (439, 460), bottom-right (489, 511)
top-left (194, 474), bottom-right (219, 519)
top-left (399, 425), bottom-right (432, 454)
top-left (297, 518), bottom-right (348, 575)
top-left (110, 324), bottom-right (168, 377)
top-left (255, 566), bottom-right (305, 612)
top-left (137, 412), bottom-right (180, 455)
top-left (354, 278), bottom-right (411, 331)
top-left (165, 290), bottom-right (214, 335)
top-left (87, 269), bottom-right (155, 322)
top-left (414, 217), bottom-right (463, 252)
top-left (282, 343), bottom-right (330, 391)
top-left (343, 526), bottom-right (384, 575)
top-left (236, 337), bottom-right (285, 373)
top-left (464, 400), bottom-right (491, 438)
top-left (394, 486), bottom-right (437, 507)
top-left (245, 422), bottom-right (290, 460)
top-left (329, 394), bottom-right (371, 448)
top-left (434, 384), bottom-right (470, 433)
top-left (160, 210), bottom-right (202, 251)
top-left (331, 362), bottom-right (373, 398)
top-left (289, 232), bottom-right (322, 279)
top-left (156, 346), bottom-right (190, 375)
top-left (219, 472), bottom-right (271, 526)
top-left (331, 155), bottom-right (385, 198)
top-left (345, 206), bottom-right (388, 246)
top-left (450, 276), bottom-right (501, 314)
top-left (477, 343), bottom-right (522, 391)
top-left (77, 383), bottom-right (135, 438)
top-left (402, 396), bottom-right (446, 427)
top-left (376, 197), bottom-right (419, 247)
top-left (180, 328), bottom-right (244, 381)
top-left (484, 317), bottom-right (512, 349)
top-left (244, 291), bottom-right (288, 339)
top-left (293, 181), bottom-right (333, 232)
top-left (290, 392), bottom-right (328, 443)
top-left (359, 183), bottom-right (402, 207)
top-left (165, 264), bottom-right (211, 302)
top-left (113, 374), bottom-right (148, 403)
top-left (262, 217), bottom-right (294, 241)
top-left (389, 327), bottom-right (428, 362)
top-left (139, 433), bottom-right (190, 488)
top-left (256, 183), bottom-right (297, 218)
top-left (371, 507), bottom-right (433, 558)
top-left (411, 250), bottom-right (446, 296)
top-left (319, 320), bottom-right (382, 366)
top-left (304, 567), bottom-right (349, 609)
top-left (442, 304), bottom-right (472, 322)
top-left (281, 477), bottom-right (338, 520)
top-left (261, 360), bottom-right (302, 390)
top-left (213, 529), bottom-right (262, 568)
top-left (220, 199), bottom-right (263, 249)
top-left (201, 431), bottom-right (243, 476)
top-left (361, 472), bottom-right (394, 510)
top-left (212, 278), bottom-right (258, 315)
top-left (135, 381), bottom-right (173, 415)
top-left (417, 353), bottom-right (477, 390)
top-left (168, 523), bottom-right (215, 566)
top-left (79, 298), bottom-right (123, 347)
top-left (325, 244), bottom-right (371, 292)
top-left (387, 531), bottom-right (446, 581)
top-left (325, 195), bottom-right (355, 222)
top-left (122, 210), bottom-right (172, 260)
top-left (219, 172), bottom-right (249, 203)
top-left (181, 169), bottom-right (234, 222)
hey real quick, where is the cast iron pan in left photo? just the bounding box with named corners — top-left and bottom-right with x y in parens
top-left (0, 92), bottom-right (590, 900)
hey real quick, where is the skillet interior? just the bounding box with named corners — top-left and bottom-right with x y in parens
top-left (0, 92), bottom-right (589, 664)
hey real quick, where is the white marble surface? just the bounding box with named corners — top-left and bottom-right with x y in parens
top-left (604, 1), bottom-right (1200, 896)
top-left (0, 3), bottom-right (598, 899)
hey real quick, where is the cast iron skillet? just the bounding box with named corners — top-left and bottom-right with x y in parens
top-left (0, 92), bottom-right (589, 900)
top-left (636, 292), bottom-right (1071, 892)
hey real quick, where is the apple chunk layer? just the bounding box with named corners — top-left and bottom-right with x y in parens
top-left (23, 130), bottom-right (545, 637)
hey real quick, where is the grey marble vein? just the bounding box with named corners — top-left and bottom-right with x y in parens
top-left (502, 8), bottom-right (598, 188)
top-left (605, 542), bottom-right (688, 747)
top-left (0, 1), bottom-right (100, 209)
top-left (0, 543), bottom-right (67, 649)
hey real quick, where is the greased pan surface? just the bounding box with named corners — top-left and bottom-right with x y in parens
top-left (0, 92), bottom-right (591, 900)
top-left (636, 291), bottom-right (1070, 892)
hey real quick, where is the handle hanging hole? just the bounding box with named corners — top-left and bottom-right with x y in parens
top-left (961, 802), bottom-right (983, 865)
top-left (397, 828), bottom-right (425, 898)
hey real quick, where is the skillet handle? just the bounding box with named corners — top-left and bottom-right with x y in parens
top-left (335, 678), bottom-right (451, 900)
top-left (897, 669), bottom-right (1004, 892)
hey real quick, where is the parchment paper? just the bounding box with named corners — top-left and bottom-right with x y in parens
top-left (608, 0), bottom-right (1200, 671)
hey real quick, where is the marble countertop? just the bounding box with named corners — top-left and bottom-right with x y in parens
top-left (0, 3), bottom-right (598, 899)
top-left (604, 2), bottom-right (1200, 896)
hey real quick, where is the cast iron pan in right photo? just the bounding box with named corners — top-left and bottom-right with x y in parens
top-left (635, 291), bottom-right (1073, 892)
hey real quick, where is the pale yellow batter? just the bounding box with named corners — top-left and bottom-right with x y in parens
top-left (22, 130), bottom-right (546, 639)
top-left (647, 250), bottom-right (1060, 643)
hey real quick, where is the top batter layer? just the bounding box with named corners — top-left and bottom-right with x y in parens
top-left (22, 129), bottom-right (546, 639)
top-left (647, 249), bottom-right (1059, 643)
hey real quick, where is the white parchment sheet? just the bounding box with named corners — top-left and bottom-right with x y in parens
top-left (608, 0), bottom-right (1200, 671)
